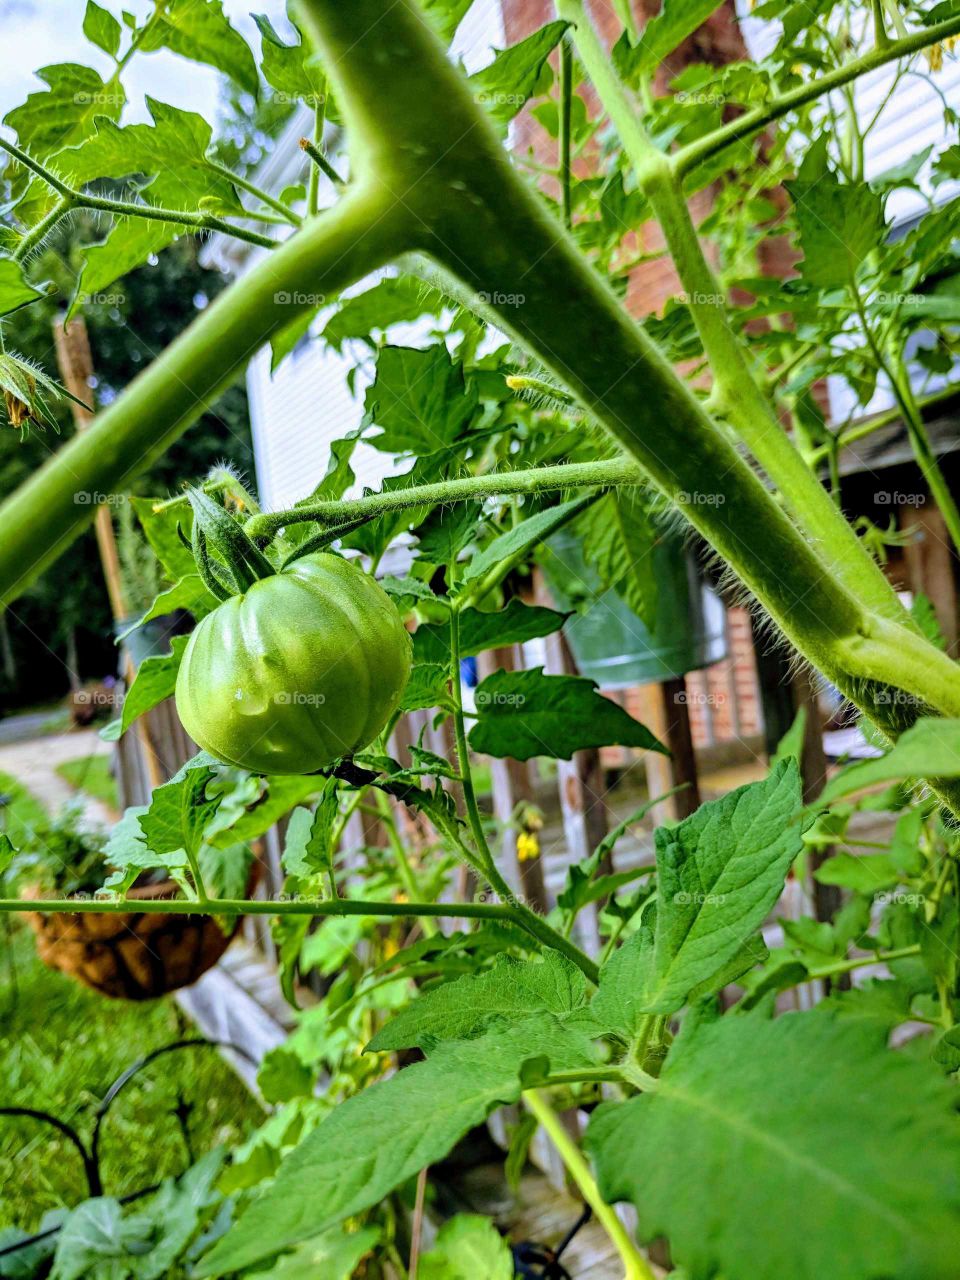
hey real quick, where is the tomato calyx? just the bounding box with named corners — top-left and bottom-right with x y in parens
top-left (186, 487), bottom-right (276, 600)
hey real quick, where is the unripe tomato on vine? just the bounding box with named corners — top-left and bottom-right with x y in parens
top-left (175, 491), bottom-right (411, 775)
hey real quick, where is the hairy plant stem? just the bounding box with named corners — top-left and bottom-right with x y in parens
top-left (245, 458), bottom-right (638, 537)
top-left (672, 7), bottom-right (960, 177)
top-left (206, 158), bottom-right (302, 227)
top-left (524, 1089), bottom-right (656, 1280)
top-left (556, 0), bottom-right (905, 626)
top-left (0, 138), bottom-right (277, 252)
top-left (12, 195), bottom-right (73, 262)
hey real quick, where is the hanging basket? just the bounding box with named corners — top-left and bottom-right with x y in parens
top-left (22, 864), bottom-right (261, 1002)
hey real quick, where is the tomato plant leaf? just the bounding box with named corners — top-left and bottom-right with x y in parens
top-left (469, 22), bottom-right (569, 129)
top-left (462, 494), bottom-right (598, 585)
top-left (622, 0), bottom-right (723, 78)
top-left (117, 574), bottom-right (215, 640)
top-left (415, 503), bottom-right (479, 564)
top-left (195, 1017), bottom-right (597, 1275)
top-left (129, 495), bottom-right (196, 582)
top-left (246, 1225), bottom-right (380, 1280)
top-left (139, 0), bottom-right (258, 96)
top-left (51, 1197), bottom-right (154, 1280)
top-left (4, 63), bottom-right (124, 157)
top-left (367, 950), bottom-right (588, 1051)
top-left (211, 775), bottom-right (328, 847)
top-left (138, 763), bottom-right (221, 859)
top-left (83, 1), bottom-right (122, 57)
top-left (469, 667), bottom-right (667, 761)
top-left (115, 633), bottom-right (189, 735)
top-left (253, 13), bottom-right (327, 108)
top-left (821, 718), bottom-right (960, 802)
top-left (399, 662), bottom-right (452, 712)
top-left (586, 1006), bottom-right (960, 1280)
top-left (578, 491), bottom-right (660, 628)
top-left (414, 599), bottom-right (567, 664)
top-left (644, 759), bottom-right (806, 1013)
top-left (813, 851), bottom-right (899, 893)
top-left (281, 785), bottom-right (339, 880)
top-left (362, 345), bottom-right (479, 455)
top-left (419, 1215), bottom-right (514, 1280)
top-left (323, 276), bottom-right (446, 351)
top-left (0, 257), bottom-right (47, 318)
top-left (786, 142), bottom-right (886, 289)
top-left (55, 98), bottom-right (242, 212)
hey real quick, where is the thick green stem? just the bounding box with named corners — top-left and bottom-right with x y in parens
top-left (673, 7), bottom-right (960, 177)
top-left (0, 180), bottom-right (412, 607)
top-left (524, 1089), bottom-right (656, 1280)
top-left (293, 0), bottom-right (960, 742)
top-left (557, 0), bottom-right (906, 626)
top-left (246, 458), bottom-right (638, 537)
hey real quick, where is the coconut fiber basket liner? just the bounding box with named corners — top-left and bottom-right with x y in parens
top-left (23, 863), bottom-right (261, 1001)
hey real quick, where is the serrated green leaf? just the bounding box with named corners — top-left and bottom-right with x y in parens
top-left (821, 719), bottom-right (960, 802)
top-left (280, 784), bottom-right (339, 879)
top-left (363, 345), bottom-right (478, 455)
top-left (253, 13), bottom-right (327, 108)
top-left (414, 599), bottom-right (567, 664)
top-left (419, 1215), bottom-right (514, 1280)
top-left (129, 495), bottom-right (196, 582)
top-left (415, 503), bottom-right (478, 564)
top-left (211, 775), bottom-right (326, 847)
top-left (587, 1006), bottom-right (960, 1280)
top-left (83, 1), bottom-right (122, 57)
top-left (787, 143), bottom-right (886, 289)
top-left (139, 0), bottom-right (258, 95)
top-left (381, 575), bottom-right (440, 605)
top-left (367, 950), bottom-right (588, 1051)
top-left (194, 1017), bottom-right (597, 1275)
top-left (323, 276), bottom-right (446, 351)
top-left (644, 760), bottom-right (806, 1012)
top-left (4, 63), bottom-right (125, 157)
top-left (629, 0), bottom-right (722, 77)
top-left (590, 927), bottom-right (656, 1041)
top-left (399, 662), bottom-right (452, 712)
top-left (813, 851), bottom-right (899, 893)
top-left (118, 633), bottom-right (188, 734)
top-left (463, 494), bottom-right (596, 584)
top-left (246, 1225), bottom-right (380, 1280)
top-left (118, 575), bottom-right (215, 640)
top-left (469, 667), bottom-right (666, 761)
top-left (469, 22), bottom-right (568, 129)
top-left (55, 98), bottom-right (241, 212)
top-left (51, 1197), bottom-right (153, 1280)
top-left (139, 764), bottom-right (221, 859)
top-left (0, 257), bottom-right (46, 318)
top-left (578, 491), bottom-right (659, 627)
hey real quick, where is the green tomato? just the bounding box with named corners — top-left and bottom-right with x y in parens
top-left (175, 553), bottom-right (412, 774)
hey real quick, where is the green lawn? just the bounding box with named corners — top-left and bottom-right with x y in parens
top-left (0, 924), bottom-right (263, 1232)
top-left (55, 754), bottom-right (120, 812)
top-left (0, 769), bottom-right (47, 848)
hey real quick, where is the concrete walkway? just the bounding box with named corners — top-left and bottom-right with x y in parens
top-left (0, 728), bottom-right (115, 830)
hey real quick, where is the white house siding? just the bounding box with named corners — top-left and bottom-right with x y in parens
top-left (246, 0), bottom-right (506, 511)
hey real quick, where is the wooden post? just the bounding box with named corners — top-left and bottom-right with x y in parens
top-left (52, 315), bottom-right (164, 790)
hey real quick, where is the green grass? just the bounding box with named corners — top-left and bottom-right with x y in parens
top-left (55, 754), bottom-right (120, 811)
top-left (0, 925), bottom-right (263, 1232)
top-left (0, 770), bottom-right (47, 848)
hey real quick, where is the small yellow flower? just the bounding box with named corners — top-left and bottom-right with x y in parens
top-left (927, 43), bottom-right (944, 72)
top-left (517, 831), bottom-right (540, 862)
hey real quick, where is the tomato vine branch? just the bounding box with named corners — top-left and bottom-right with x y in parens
top-left (245, 458), bottom-right (641, 538)
top-left (672, 7), bottom-right (960, 177)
